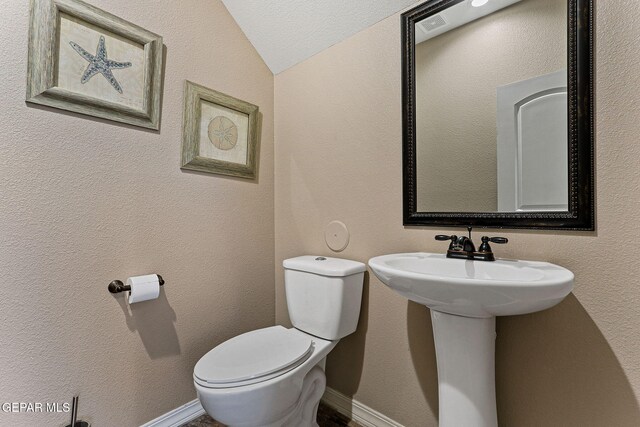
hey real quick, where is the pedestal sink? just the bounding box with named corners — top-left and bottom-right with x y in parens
top-left (368, 253), bottom-right (573, 427)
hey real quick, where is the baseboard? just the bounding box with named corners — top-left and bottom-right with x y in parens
top-left (321, 387), bottom-right (405, 427)
top-left (139, 399), bottom-right (205, 427)
top-left (140, 388), bottom-right (401, 427)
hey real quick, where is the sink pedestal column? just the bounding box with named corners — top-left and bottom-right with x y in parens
top-left (431, 310), bottom-right (497, 427)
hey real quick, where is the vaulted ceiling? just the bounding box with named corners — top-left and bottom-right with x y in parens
top-left (221, 0), bottom-right (420, 74)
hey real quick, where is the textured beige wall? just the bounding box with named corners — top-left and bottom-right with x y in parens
top-left (275, 1), bottom-right (640, 426)
top-left (0, 1), bottom-right (274, 426)
top-left (415, 0), bottom-right (566, 212)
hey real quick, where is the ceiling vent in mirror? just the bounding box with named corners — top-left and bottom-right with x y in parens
top-left (418, 15), bottom-right (447, 32)
top-left (413, 0), bottom-right (522, 44)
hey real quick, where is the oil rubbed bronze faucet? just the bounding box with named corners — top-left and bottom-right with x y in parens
top-left (435, 227), bottom-right (508, 262)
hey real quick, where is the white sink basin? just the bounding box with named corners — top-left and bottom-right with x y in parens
top-left (368, 252), bottom-right (574, 427)
top-left (368, 252), bottom-right (574, 318)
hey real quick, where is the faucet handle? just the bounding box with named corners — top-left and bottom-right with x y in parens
top-left (479, 236), bottom-right (508, 253)
top-left (489, 237), bottom-right (508, 244)
top-left (435, 234), bottom-right (458, 250)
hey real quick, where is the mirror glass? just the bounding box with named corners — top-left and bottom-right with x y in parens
top-left (414, 0), bottom-right (567, 213)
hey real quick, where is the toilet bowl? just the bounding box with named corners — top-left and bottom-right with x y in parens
top-left (194, 326), bottom-right (336, 426)
top-left (194, 256), bottom-right (365, 427)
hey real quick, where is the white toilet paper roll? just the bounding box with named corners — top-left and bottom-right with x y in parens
top-left (126, 274), bottom-right (160, 304)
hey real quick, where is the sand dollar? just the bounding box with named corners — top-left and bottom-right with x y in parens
top-left (208, 116), bottom-right (238, 150)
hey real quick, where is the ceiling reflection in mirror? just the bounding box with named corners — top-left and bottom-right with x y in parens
top-left (414, 0), bottom-right (567, 212)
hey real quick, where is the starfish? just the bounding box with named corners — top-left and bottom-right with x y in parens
top-left (69, 36), bottom-right (132, 94)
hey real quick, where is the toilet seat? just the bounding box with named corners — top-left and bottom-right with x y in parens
top-left (194, 326), bottom-right (313, 389)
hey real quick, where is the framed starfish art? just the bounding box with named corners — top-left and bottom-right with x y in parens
top-left (181, 81), bottom-right (260, 179)
top-left (26, 0), bottom-right (164, 130)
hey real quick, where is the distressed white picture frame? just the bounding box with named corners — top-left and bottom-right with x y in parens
top-left (26, 0), bottom-right (164, 130)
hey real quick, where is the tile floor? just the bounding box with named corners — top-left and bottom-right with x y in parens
top-left (181, 403), bottom-right (363, 427)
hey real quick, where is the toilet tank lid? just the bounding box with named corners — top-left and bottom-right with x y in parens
top-left (283, 256), bottom-right (366, 277)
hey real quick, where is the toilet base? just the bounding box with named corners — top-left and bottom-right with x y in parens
top-left (195, 330), bottom-right (337, 427)
top-left (272, 366), bottom-right (326, 427)
top-left (217, 365), bottom-right (326, 427)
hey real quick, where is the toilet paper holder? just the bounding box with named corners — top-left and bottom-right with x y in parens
top-left (108, 275), bottom-right (165, 294)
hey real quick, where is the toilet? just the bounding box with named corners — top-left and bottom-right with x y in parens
top-left (193, 255), bottom-right (365, 427)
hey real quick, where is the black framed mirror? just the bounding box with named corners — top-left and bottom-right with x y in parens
top-left (402, 0), bottom-right (594, 230)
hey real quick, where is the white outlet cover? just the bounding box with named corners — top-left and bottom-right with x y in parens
top-left (325, 220), bottom-right (350, 252)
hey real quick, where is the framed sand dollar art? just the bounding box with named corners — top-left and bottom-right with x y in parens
top-left (181, 81), bottom-right (259, 179)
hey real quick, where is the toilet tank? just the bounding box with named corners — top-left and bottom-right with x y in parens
top-left (283, 256), bottom-right (365, 341)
